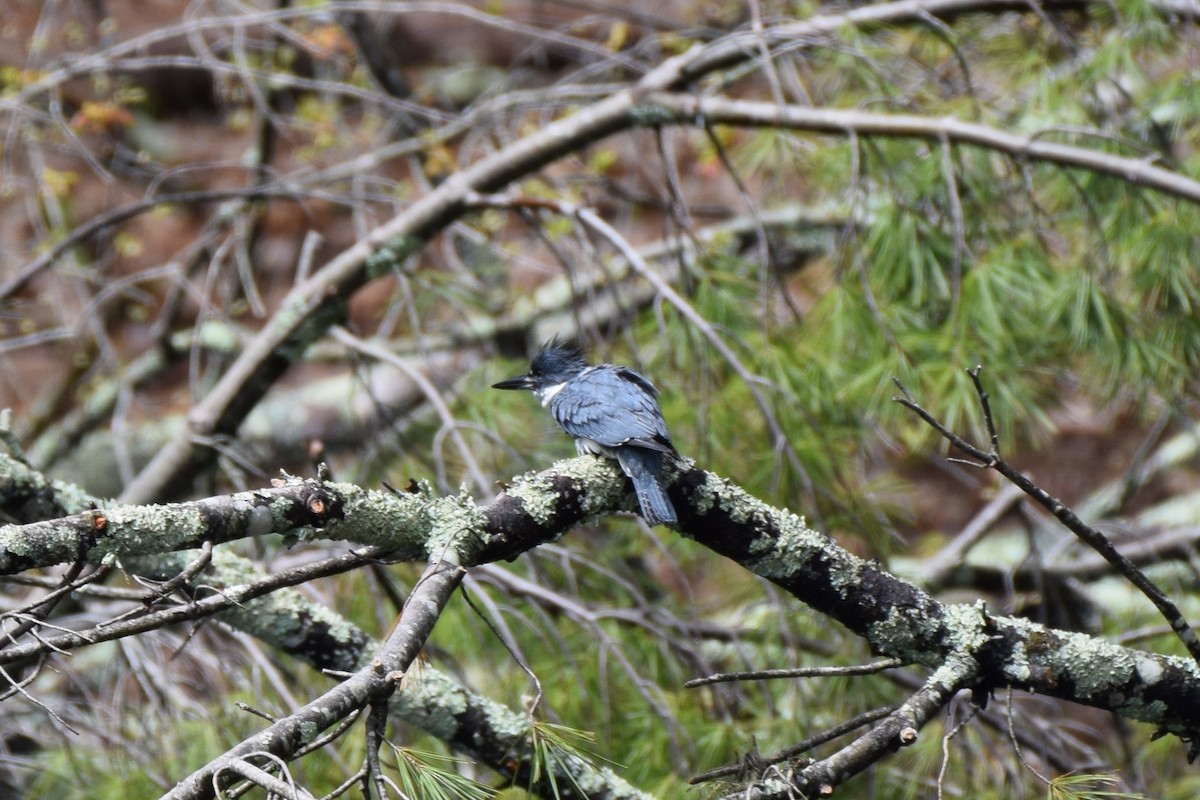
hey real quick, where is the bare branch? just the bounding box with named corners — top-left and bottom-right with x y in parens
top-left (162, 553), bottom-right (465, 800)
top-left (684, 658), bottom-right (904, 688)
top-left (896, 369), bottom-right (1200, 667)
top-left (641, 93), bottom-right (1200, 205)
top-left (717, 656), bottom-right (975, 799)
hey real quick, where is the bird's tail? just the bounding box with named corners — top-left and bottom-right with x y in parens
top-left (618, 449), bottom-right (677, 526)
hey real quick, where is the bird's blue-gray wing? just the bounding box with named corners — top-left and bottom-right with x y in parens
top-left (549, 367), bottom-right (675, 453)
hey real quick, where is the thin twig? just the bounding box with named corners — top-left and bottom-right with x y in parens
top-left (685, 658), bottom-right (904, 688)
top-left (459, 579), bottom-right (545, 718)
top-left (895, 367), bottom-right (1200, 667)
top-left (690, 704), bottom-right (900, 784)
top-left (0, 547), bottom-right (392, 666)
top-left (937, 705), bottom-right (980, 800)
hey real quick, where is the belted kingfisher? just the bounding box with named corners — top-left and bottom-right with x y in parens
top-left (493, 339), bottom-right (679, 526)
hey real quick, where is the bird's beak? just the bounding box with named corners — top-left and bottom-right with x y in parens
top-left (492, 374), bottom-right (535, 391)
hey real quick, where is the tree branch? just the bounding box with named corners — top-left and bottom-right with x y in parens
top-left (719, 654), bottom-right (975, 799)
top-left (160, 552), bottom-right (465, 800)
top-left (639, 93), bottom-right (1200, 204)
top-left (11, 447), bottom-right (1200, 759)
top-left (0, 456), bottom-right (654, 800)
top-left (894, 368), bottom-right (1200, 668)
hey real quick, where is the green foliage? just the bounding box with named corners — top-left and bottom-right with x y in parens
top-left (26, 711), bottom-right (236, 800)
top-left (517, 721), bottom-right (612, 799)
top-left (1047, 772), bottom-right (1148, 800)
top-left (388, 745), bottom-right (497, 800)
top-left (29, 751), bottom-right (165, 800)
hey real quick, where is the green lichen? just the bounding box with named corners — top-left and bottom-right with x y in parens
top-left (365, 234), bottom-right (423, 279)
top-left (1116, 693), bottom-right (1170, 724)
top-left (191, 318), bottom-right (242, 353)
top-left (209, 548), bottom-right (264, 582)
top-left (391, 666), bottom-right (475, 742)
top-left (502, 456), bottom-right (621, 520)
top-left (508, 472), bottom-right (562, 526)
top-left (690, 472), bottom-right (721, 515)
top-left (271, 297), bottom-right (305, 333)
top-left (477, 692), bottom-right (529, 740)
top-left (296, 721), bottom-right (321, 746)
top-left (941, 601), bottom-right (991, 652)
top-left (716, 481), bottom-right (774, 525)
top-left (425, 489), bottom-right (487, 561)
top-left (629, 103), bottom-right (678, 127)
top-left (1135, 653), bottom-right (1166, 684)
top-left (0, 451), bottom-right (101, 516)
top-left (869, 605), bottom-right (931, 664)
top-left (0, 524), bottom-right (33, 560)
top-left (563, 456), bottom-right (628, 517)
top-left (324, 482), bottom-right (431, 554)
top-left (105, 504), bottom-right (208, 556)
top-left (826, 552), bottom-right (865, 597)
top-left (746, 511), bottom-right (825, 580)
top-left (201, 549), bottom-right (364, 668)
top-left (1005, 641), bottom-right (1033, 682)
top-left (46, 480), bottom-right (98, 516)
top-left (1052, 631), bottom-right (1136, 697)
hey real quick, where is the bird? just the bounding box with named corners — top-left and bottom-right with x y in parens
top-left (492, 339), bottom-right (679, 526)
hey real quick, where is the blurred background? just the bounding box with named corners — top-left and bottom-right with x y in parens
top-left (1, 0), bottom-right (1199, 797)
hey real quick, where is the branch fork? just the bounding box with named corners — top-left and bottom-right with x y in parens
top-left (895, 366), bottom-right (1200, 668)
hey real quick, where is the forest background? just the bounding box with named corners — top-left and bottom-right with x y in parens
top-left (2, 0), bottom-right (1200, 798)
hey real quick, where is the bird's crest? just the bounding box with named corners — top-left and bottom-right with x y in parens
top-left (529, 336), bottom-right (588, 379)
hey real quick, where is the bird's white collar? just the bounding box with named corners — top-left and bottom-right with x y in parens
top-left (537, 381), bottom-right (568, 406)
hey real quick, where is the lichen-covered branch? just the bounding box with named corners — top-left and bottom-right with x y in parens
top-left (8, 450), bottom-right (1200, 753)
top-left (0, 451), bottom-right (99, 523)
top-left (445, 454), bottom-right (1200, 753)
top-left (0, 474), bottom-right (431, 574)
top-left (0, 456), bottom-right (653, 800)
top-left (663, 467), bottom-right (1200, 747)
top-left (127, 550), bottom-right (653, 800)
